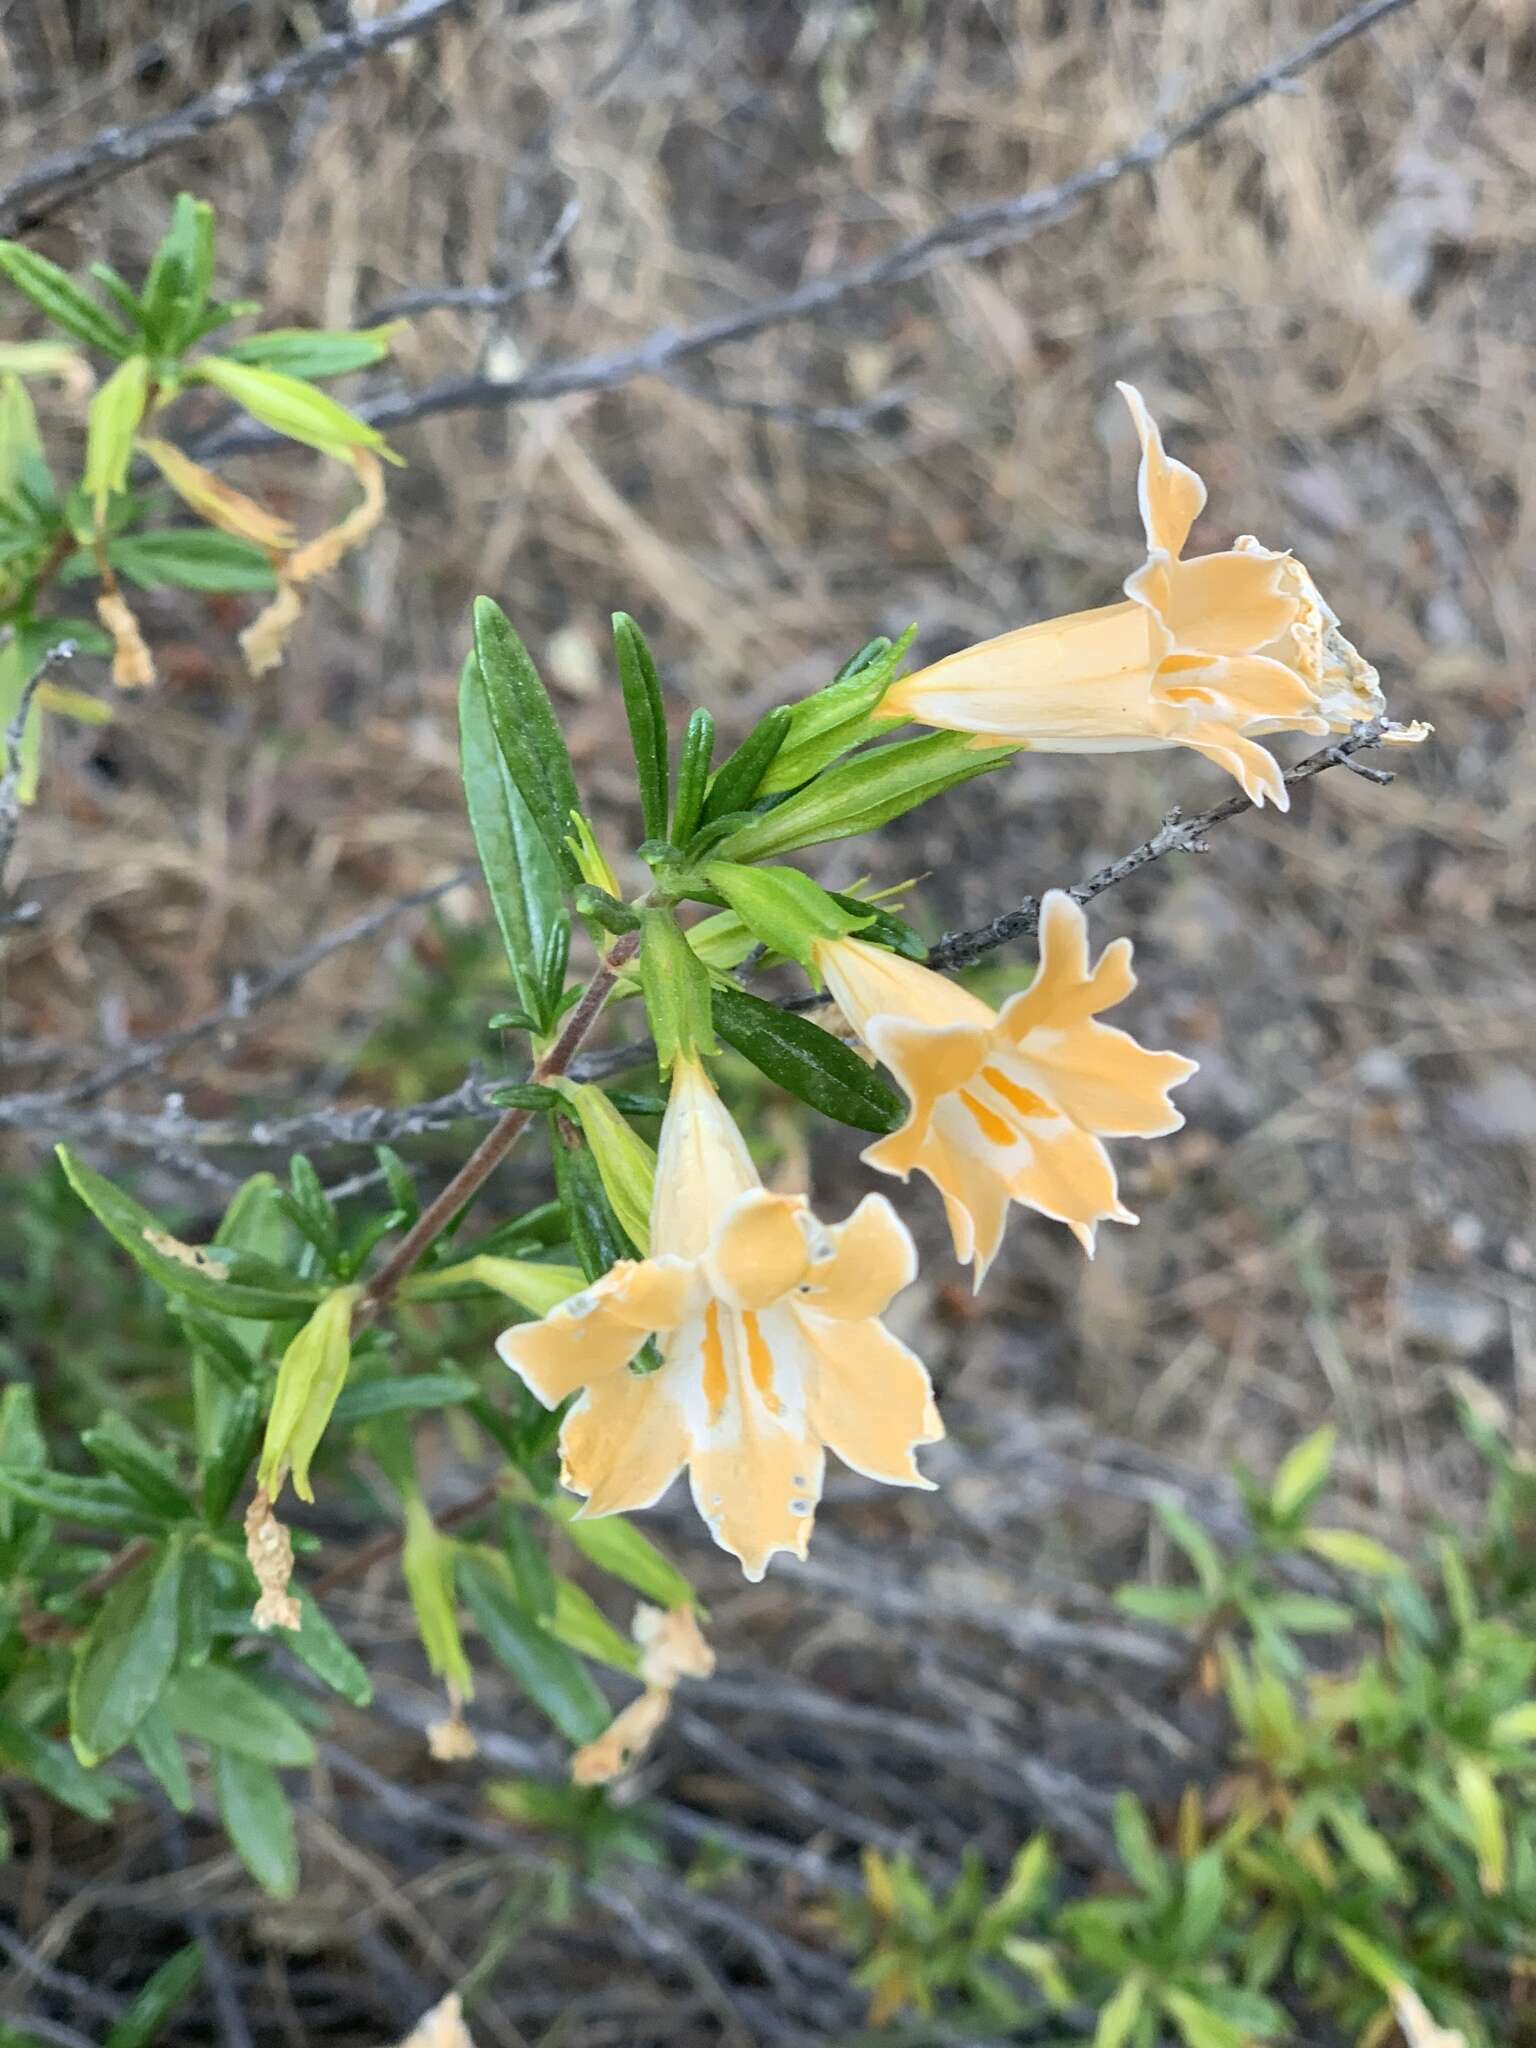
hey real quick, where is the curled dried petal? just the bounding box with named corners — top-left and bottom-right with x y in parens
top-left (244, 1488), bottom-right (301, 1633)
top-left (95, 588), bottom-right (154, 691)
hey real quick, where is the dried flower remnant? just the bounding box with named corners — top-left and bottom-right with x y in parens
top-left (396, 1994), bottom-right (475, 2048)
top-left (95, 587), bottom-right (154, 690)
top-left (245, 1487), bottom-right (301, 1632)
top-left (497, 1056), bottom-right (942, 1580)
top-left (570, 1686), bottom-right (671, 1787)
top-left (634, 1601), bottom-right (715, 1687)
top-left (882, 382), bottom-right (1428, 808)
top-left (815, 891), bottom-right (1196, 1280)
top-left (426, 1684), bottom-right (479, 1762)
top-left (570, 1603), bottom-right (715, 1785)
top-left (238, 449), bottom-right (386, 676)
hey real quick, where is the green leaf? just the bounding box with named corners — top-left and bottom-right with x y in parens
top-left (702, 861), bottom-right (873, 977)
top-left (0, 243), bottom-right (137, 356)
top-left (1174, 1851), bottom-right (1226, 1956)
top-left (638, 908), bottom-right (716, 1073)
top-left (1301, 1526), bottom-right (1405, 1577)
top-left (458, 651), bottom-right (564, 1026)
top-left (132, 1706), bottom-right (193, 1813)
top-left (81, 1417), bottom-right (191, 1520)
top-left (0, 1468), bottom-right (164, 1533)
top-left (287, 1589), bottom-right (372, 1707)
top-left (757, 631), bottom-right (916, 793)
top-left (503, 1506), bottom-right (556, 1620)
top-left (551, 1115), bottom-right (639, 1281)
top-left (201, 1383), bottom-right (262, 1524)
top-left (1454, 1754), bottom-right (1506, 1892)
top-left (701, 704), bottom-right (792, 825)
top-left (714, 729), bottom-right (1016, 862)
top-left (57, 1147), bottom-right (323, 1319)
top-left (544, 1500), bottom-right (694, 1612)
top-left (138, 193), bottom-right (215, 352)
top-left (0, 1712), bottom-right (128, 1821)
top-left (213, 1750), bottom-right (298, 1897)
top-left (84, 353), bottom-right (151, 515)
top-left (459, 1553), bottom-right (610, 1743)
top-left (1270, 1425), bottom-right (1336, 1520)
top-left (1092, 1973), bottom-right (1145, 2048)
top-left (612, 612), bottom-right (669, 841)
top-left (69, 1543), bottom-right (184, 1765)
top-left (710, 982), bottom-right (904, 1134)
top-left (1112, 1794), bottom-right (1167, 1898)
top-left (471, 600), bottom-right (582, 886)
top-left (1491, 1702), bottom-right (1536, 1745)
top-left (220, 325), bottom-right (397, 379)
top-left (670, 706), bottom-right (714, 846)
top-left (402, 1500), bottom-right (472, 1692)
top-left (161, 1663), bottom-right (316, 1767)
top-left (0, 1385), bottom-right (45, 1541)
top-left (1113, 1585), bottom-right (1211, 1626)
top-left (329, 1369), bottom-right (479, 1425)
top-left (256, 1286), bottom-right (360, 1502)
top-left (62, 528), bottom-right (278, 592)
top-left (103, 1942), bottom-right (205, 2048)
top-left (1326, 1800), bottom-right (1404, 1889)
top-left (548, 1578), bottom-right (640, 1675)
top-left (193, 356), bottom-right (398, 461)
top-left (1153, 1498), bottom-right (1224, 1596)
top-left (1161, 1988), bottom-right (1246, 2048)
top-left (1258, 1593), bottom-right (1353, 1634)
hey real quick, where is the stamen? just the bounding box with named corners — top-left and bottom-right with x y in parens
top-left (981, 1067), bottom-right (1052, 1120)
top-left (959, 1089), bottom-right (1016, 1149)
top-left (701, 1300), bottom-right (728, 1422)
top-left (742, 1312), bottom-right (782, 1414)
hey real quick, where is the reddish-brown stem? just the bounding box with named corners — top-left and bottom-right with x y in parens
top-left (354, 930), bottom-right (639, 1326)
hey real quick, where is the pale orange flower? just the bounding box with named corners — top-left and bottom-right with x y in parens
top-left (496, 1056), bottom-right (941, 1581)
top-left (881, 383), bottom-right (1428, 809)
top-left (814, 891), bottom-right (1197, 1280)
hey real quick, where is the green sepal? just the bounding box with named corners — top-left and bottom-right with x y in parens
top-left (551, 1111), bottom-right (639, 1279)
top-left (574, 884), bottom-right (640, 935)
top-left (715, 730), bottom-right (1017, 863)
top-left (637, 906), bottom-right (717, 1072)
top-left (702, 861), bottom-right (873, 980)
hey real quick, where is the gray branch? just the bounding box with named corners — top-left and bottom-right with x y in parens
top-left (0, 638), bottom-right (79, 914)
top-left (190, 0), bottom-right (1416, 462)
top-left (0, 0), bottom-right (470, 235)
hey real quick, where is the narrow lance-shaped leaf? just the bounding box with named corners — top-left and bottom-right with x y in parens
top-left (558, 1082), bottom-right (656, 1255)
top-left (670, 706), bottom-right (714, 846)
top-left (552, 1113), bottom-right (639, 1278)
top-left (221, 326), bottom-right (398, 379)
top-left (213, 1750), bottom-right (298, 1898)
top-left (710, 983), bottom-right (904, 1134)
top-left (84, 353), bottom-right (151, 516)
top-left (756, 630), bottom-right (916, 794)
top-left (192, 357), bottom-right (400, 462)
top-left (60, 529), bottom-right (279, 593)
top-left (701, 704), bottom-right (792, 825)
top-left (471, 599), bottom-right (583, 886)
top-left (69, 1540), bottom-right (184, 1765)
top-left (0, 242), bottom-right (137, 357)
top-left (714, 730), bottom-right (1018, 864)
top-left (613, 612), bottom-right (669, 841)
top-left (458, 1552), bottom-right (610, 1744)
top-left (102, 1942), bottom-right (206, 2048)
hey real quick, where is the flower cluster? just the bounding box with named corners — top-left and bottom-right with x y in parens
top-left (496, 386), bottom-right (1425, 1581)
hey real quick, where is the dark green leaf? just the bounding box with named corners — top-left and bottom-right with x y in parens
top-left (0, 243), bottom-right (136, 357)
top-left (0, 1468), bottom-right (164, 1533)
top-left (701, 704), bottom-right (792, 825)
top-left (376, 1146), bottom-right (419, 1225)
top-left (671, 706), bottom-right (714, 846)
top-left (60, 528), bottom-right (278, 593)
top-left (0, 1711), bottom-right (129, 1820)
top-left (213, 1750), bottom-right (298, 1897)
top-left (329, 1370), bottom-right (479, 1424)
top-left (503, 1506), bottom-right (557, 1621)
top-left (161, 1662), bottom-right (316, 1766)
top-left (574, 885), bottom-right (640, 935)
top-left (612, 612), bottom-right (669, 841)
top-left (459, 1553), bottom-right (610, 1744)
top-left (132, 1706), bottom-right (193, 1813)
top-left (552, 1112), bottom-right (639, 1279)
top-left (549, 1502), bottom-right (694, 1611)
top-left (81, 1417), bottom-right (191, 1520)
top-left (69, 1542), bottom-right (184, 1764)
top-left (103, 1941), bottom-right (205, 2048)
top-left (458, 651), bottom-right (565, 1024)
top-left (711, 983), bottom-right (904, 1134)
top-left (288, 1590), bottom-right (372, 1707)
top-left (57, 1148), bottom-right (323, 1319)
top-left (201, 1383), bottom-right (262, 1524)
top-left (471, 600), bottom-right (582, 884)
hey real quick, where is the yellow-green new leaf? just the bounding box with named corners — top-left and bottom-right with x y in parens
top-left (557, 1082), bottom-right (655, 1253)
top-left (193, 357), bottom-right (400, 464)
top-left (85, 354), bottom-right (151, 516)
top-left (256, 1285), bottom-right (360, 1502)
top-left (1302, 1527), bottom-right (1405, 1577)
top-left (400, 1256), bottom-right (584, 1315)
top-left (1454, 1755), bottom-right (1506, 1894)
top-left (402, 1499), bottom-right (473, 1695)
top-left (1270, 1425), bottom-right (1336, 1520)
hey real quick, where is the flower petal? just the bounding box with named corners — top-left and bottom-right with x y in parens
top-left (1177, 721), bottom-right (1290, 809)
top-left (816, 934), bottom-right (992, 1039)
top-left (1156, 549), bottom-right (1300, 658)
top-left (1003, 1114), bottom-right (1137, 1255)
top-left (803, 1193), bottom-right (917, 1320)
top-left (687, 1307), bottom-right (824, 1582)
top-left (496, 1256), bottom-right (700, 1406)
top-left (797, 1306), bottom-right (942, 1486)
top-left (705, 1189), bottom-right (811, 1309)
top-left (652, 1056), bottom-right (760, 1260)
top-left (865, 1107), bottom-right (1013, 1283)
top-left (561, 1363), bottom-right (690, 1517)
top-left (863, 1013), bottom-right (991, 1134)
top-left (1119, 382), bottom-right (1207, 561)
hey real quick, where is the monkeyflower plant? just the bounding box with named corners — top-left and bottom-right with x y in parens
top-left (10, 374), bottom-right (1426, 1897)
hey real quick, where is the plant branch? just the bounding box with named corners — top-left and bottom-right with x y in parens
top-left (0, 0), bottom-right (471, 235)
top-left (191, 0), bottom-right (1415, 462)
top-left (0, 638), bottom-right (78, 912)
top-left (353, 929), bottom-right (639, 1323)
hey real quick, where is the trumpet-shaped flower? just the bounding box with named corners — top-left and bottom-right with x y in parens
top-left (880, 383), bottom-right (1428, 809)
top-left (496, 1056), bottom-right (942, 1580)
top-left (814, 892), bottom-right (1197, 1280)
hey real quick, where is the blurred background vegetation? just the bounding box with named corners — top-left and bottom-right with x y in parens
top-left (1, 1), bottom-right (1532, 2043)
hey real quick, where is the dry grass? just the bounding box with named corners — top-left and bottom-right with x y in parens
top-left (1, 0), bottom-right (1532, 2039)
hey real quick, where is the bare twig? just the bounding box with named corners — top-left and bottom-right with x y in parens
top-left (0, 0), bottom-right (471, 235)
top-left (192, 0), bottom-right (1416, 462)
top-left (365, 196), bottom-right (582, 323)
top-left (0, 722), bottom-right (1400, 1156)
top-left (0, 862), bottom-right (477, 1127)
